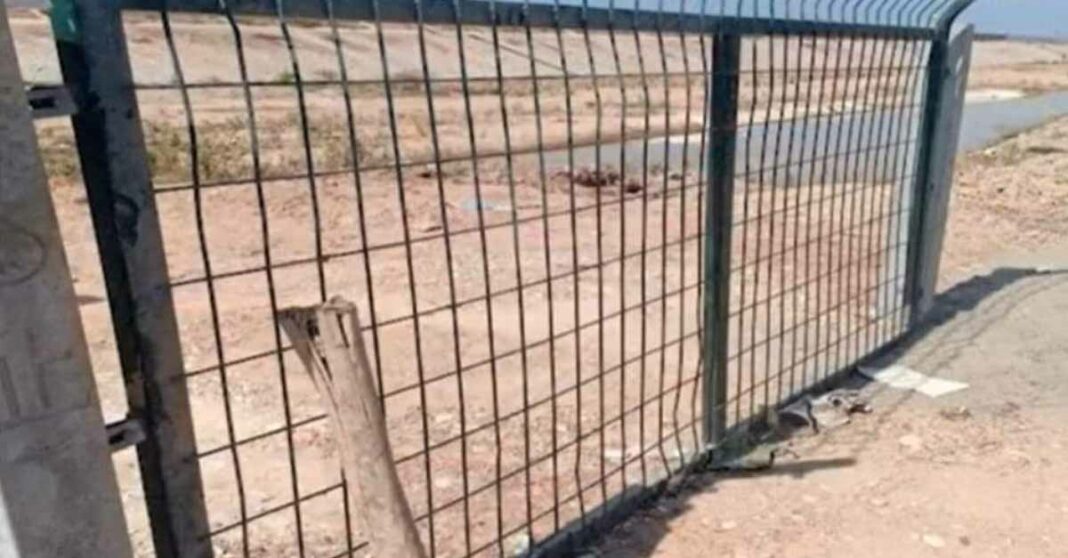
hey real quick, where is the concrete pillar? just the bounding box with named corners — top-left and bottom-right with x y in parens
top-left (0, 4), bottom-right (133, 557)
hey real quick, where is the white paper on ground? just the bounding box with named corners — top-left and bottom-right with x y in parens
top-left (858, 364), bottom-right (968, 398)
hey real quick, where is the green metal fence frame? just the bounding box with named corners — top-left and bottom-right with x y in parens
top-left (51, 0), bottom-right (976, 555)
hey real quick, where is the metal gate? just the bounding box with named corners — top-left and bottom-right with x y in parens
top-left (53, 0), bottom-right (974, 555)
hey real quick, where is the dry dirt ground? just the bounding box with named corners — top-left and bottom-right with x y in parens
top-left (593, 117), bottom-right (1068, 557)
top-left (9, 7), bottom-right (1068, 557)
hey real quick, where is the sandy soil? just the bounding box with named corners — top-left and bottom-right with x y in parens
top-left (939, 116), bottom-right (1068, 287)
top-left (967, 39), bottom-right (1068, 94)
top-left (10, 7), bottom-right (1068, 557)
top-left (593, 116), bottom-right (1068, 557)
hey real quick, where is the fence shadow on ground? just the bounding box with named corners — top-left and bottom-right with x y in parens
top-left (901, 266), bottom-right (1068, 351)
top-left (573, 265), bottom-right (1068, 557)
top-left (828, 265), bottom-right (1068, 459)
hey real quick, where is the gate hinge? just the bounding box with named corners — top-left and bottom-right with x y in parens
top-left (106, 416), bottom-right (146, 452)
top-left (26, 85), bottom-right (77, 119)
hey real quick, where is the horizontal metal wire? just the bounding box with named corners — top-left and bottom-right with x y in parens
top-left (132, 63), bottom-right (928, 92)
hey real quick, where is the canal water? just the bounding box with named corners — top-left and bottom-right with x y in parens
top-left (540, 89), bottom-right (1068, 178)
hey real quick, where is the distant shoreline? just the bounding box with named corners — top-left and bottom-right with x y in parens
top-left (976, 32), bottom-right (1068, 44)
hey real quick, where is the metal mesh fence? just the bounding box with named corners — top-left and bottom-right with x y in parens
top-left (48, 0), bottom-right (966, 556)
top-left (724, 31), bottom-right (928, 429)
top-left (147, 8), bottom-right (715, 555)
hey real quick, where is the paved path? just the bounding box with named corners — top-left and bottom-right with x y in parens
top-left (596, 241), bottom-right (1068, 557)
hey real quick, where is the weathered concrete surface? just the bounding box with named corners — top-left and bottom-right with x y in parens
top-left (0, 4), bottom-right (132, 557)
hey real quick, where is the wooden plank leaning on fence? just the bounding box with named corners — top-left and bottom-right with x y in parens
top-left (278, 298), bottom-right (427, 558)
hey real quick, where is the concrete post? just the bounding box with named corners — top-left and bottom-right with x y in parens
top-left (0, 4), bottom-right (133, 557)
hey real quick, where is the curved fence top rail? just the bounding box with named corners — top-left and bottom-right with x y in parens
top-left (114, 0), bottom-right (977, 38)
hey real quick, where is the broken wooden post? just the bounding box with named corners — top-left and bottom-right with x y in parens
top-left (278, 298), bottom-right (426, 558)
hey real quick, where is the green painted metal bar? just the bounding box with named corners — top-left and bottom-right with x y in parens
top-left (904, 0), bottom-right (975, 326)
top-left (934, 0), bottom-right (978, 32)
top-left (118, 0), bottom-right (940, 40)
top-left (904, 37), bottom-right (945, 327)
top-left (51, 0), bottom-right (212, 556)
top-left (913, 25), bottom-right (973, 317)
top-left (702, 32), bottom-right (740, 446)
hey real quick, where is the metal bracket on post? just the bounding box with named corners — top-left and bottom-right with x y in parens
top-left (51, 0), bottom-right (212, 555)
top-left (702, 33), bottom-right (740, 448)
top-left (107, 416), bottom-right (147, 452)
top-left (26, 85), bottom-right (76, 119)
top-left (905, 25), bottom-right (974, 325)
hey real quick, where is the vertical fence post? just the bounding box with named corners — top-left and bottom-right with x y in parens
top-left (903, 34), bottom-right (946, 329)
top-left (1, 5), bottom-right (132, 556)
top-left (905, 26), bottom-right (973, 323)
top-left (52, 0), bottom-right (212, 556)
top-left (702, 33), bottom-right (740, 447)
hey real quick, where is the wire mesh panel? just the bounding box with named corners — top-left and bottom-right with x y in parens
top-left (123, 3), bottom-right (715, 556)
top-left (54, 0), bottom-right (971, 556)
top-left (722, 30), bottom-right (930, 428)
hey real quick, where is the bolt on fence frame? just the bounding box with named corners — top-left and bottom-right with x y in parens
top-left (48, 0), bottom-right (978, 556)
